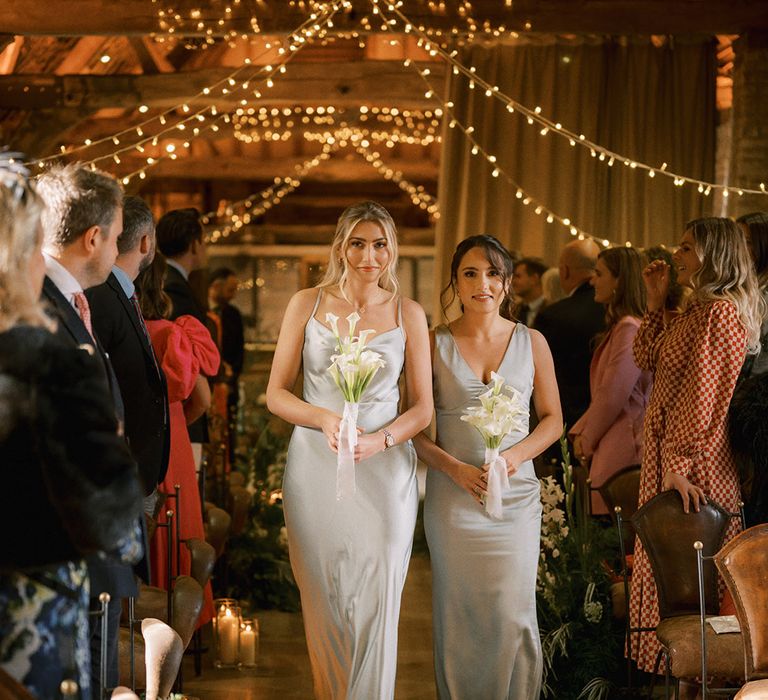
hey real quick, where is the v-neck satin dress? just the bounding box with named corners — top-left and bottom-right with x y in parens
top-left (282, 292), bottom-right (418, 700)
top-left (424, 324), bottom-right (543, 699)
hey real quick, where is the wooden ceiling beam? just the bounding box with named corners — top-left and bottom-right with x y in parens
top-left (0, 36), bottom-right (22, 75)
top-left (0, 61), bottom-right (445, 111)
top-left (117, 154), bottom-right (438, 182)
top-left (2, 0), bottom-right (768, 35)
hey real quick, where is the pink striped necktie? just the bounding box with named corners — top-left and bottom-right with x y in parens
top-left (72, 291), bottom-right (94, 338)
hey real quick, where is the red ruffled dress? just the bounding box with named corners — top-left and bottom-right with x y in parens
top-left (147, 315), bottom-right (220, 627)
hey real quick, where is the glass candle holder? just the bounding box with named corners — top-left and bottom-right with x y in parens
top-left (213, 599), bottom-right (241, 668)
top-left (239, 618), bottom-right (259, 667)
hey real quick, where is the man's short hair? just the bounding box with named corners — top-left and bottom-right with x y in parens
top-left (36, 163), bottom-right (122, 248)
top-left (209, 267), bottom-right (236, 286)
top-left (156, 208), bottom-right (203, 258)
top-left (515, 257), bottom-right (548, 278)
top-left (119, 196), bottom-right (154, 255)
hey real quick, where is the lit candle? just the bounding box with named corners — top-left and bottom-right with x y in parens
top-left (218, 608), bottom-right (239, 665)
top-left (240, 619), bottom-right (258, 666)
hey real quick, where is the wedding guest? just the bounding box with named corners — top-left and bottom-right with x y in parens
top-left (36, 162), bottom-right (143, 692)
top-left (156, 208), bottom-right (211, 470)
top-left (728, 212), bottom-right (768, 526)
top-left (136, 252), bottom-right (219, 627)
top-left (0, 167), bottom-right (141, 699)
top-left (414, 235), bottom-right (561, 699)
top-left (511, 256), bottom-right (548, 326)
top-left (208, 267), bottom-right (245, 458)
top-left (643, 246), bottom-right (686, 314)
top-left (569, 248), bottom-right (651, 514)
top-left (535, 240), bottom-right (605, 432)
top-left (87, 196), bottom-right (170, 499)
top-left (735, 212), bottom-right (768, 377)
top-left (541, 266), bottom-right (565, 305)
top-left (266, 201), bottom-right (432, 699)
top-left (630, 217), bottom-right (762, 675)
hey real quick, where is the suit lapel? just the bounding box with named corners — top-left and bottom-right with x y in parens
top-left (43, 275), bottom-right (125, 422)
top-left (42, 276), bottom-right (93, 346)
top-left (107, 273), bottom-right (155, 364)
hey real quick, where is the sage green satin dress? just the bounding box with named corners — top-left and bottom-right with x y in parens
top-left (282, 292), bottom-right (418, 700)
top-left (425, 324), bottom-right (543, 699)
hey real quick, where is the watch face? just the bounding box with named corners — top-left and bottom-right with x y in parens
top-left (385, 432), bottom-right (395, 448)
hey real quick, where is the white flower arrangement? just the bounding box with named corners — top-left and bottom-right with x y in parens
top-left (325, 311), bottom-right (386, 499)
top-left (460, 371), bottom-right (528, 518)
top-left (460, 371), bottom-right (529, 449)
top-left (326, 311), bottom-right (386, 403)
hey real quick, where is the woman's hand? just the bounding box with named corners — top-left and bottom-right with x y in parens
top-left (449, 462), bottom-right (487, 507)
top-left (643, 259), bottom-right (670, 312)
top-left (354, 432), bottom-right (387, 462)
top-left (319, 409), bottom-right (345, 453)
top-left (662, 470), bottom-right (707, 513)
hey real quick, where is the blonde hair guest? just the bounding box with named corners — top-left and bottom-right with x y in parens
top-left (628, 217), bottom-right (761, 679)
top-left (0, 182), bottom-right (51, 331)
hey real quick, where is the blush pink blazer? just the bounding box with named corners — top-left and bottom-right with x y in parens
top-left (570, 316), bottom-right (652, 514)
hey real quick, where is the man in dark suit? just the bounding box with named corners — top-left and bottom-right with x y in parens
top-left (535, 239), bottom-right (605, 434)
top-left (156, 208), bottom-right (211, 469)
top-left (511, 256), bottom-right (548, 326)
top-left (208, 267), bottom-right (246, 457)
top-left (87, 196), bottom-right (170, 498)
top-left (36, 163), bottom-right (144, 693)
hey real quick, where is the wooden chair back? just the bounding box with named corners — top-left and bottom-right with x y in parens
top-left (715, 524), bottom-right (768, 680)
top-left (632, 490), bottom-right (730, 619)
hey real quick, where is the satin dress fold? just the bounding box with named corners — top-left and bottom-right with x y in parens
top-left (425, 324), bottom-right (543, 699)
top-left (282, 293), bottom-right (418, 700)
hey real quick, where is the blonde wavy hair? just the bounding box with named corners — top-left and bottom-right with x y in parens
top-left (686, 217), bottom-right (764, 352)
top-left (0, 181), bottom-right (53, 332)
top-left (317, 201), bottom-right (399, 300)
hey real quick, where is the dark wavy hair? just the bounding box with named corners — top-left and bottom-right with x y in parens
top-left (440, 235), bottom-right (515, 320)
top-left (136, 251), bottom-right (172, 321)
top-left (593, 247), bottom-right (646, 347)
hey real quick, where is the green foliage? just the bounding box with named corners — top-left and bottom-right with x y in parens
top-left (224, 398), bottom-right (300, 611)
top-left (537, 432), bottom-right (623, 699)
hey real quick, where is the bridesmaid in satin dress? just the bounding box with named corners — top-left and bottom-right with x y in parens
top-left (414, 235), bottom-right (562, 699)
top-left (266, 201), bottom-right (432, 699)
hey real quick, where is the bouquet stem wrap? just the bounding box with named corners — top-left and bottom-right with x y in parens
top-left (337, 401), bottom-right (359, 500)
top-left (484, 446), bottom-right (510, 520)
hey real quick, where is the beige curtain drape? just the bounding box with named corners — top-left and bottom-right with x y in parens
top-left (434, 36), bottom-right (716, 313)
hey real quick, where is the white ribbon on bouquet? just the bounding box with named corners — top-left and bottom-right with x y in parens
top-left (484, 446), bottom-right (510, 519)
top-left (337, 400), bottom-right (359, 500)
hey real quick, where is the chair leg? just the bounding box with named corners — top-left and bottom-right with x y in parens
top-left (648, 648), bottom-right (664, 700)
top-left (664, 650), bottom-right (671, 700)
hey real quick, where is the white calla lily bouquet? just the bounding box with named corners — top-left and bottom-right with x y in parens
top-left (326, 311), bottom-right (386, 499)
top-left (461, 371), bottom-right (528, 518)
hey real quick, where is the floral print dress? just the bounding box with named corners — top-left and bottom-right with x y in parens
top-left (0, 562), bottom-right (91, 699)
top-left (629, 300), bottom-right (745, 671)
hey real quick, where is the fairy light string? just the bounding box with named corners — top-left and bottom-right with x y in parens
top-left (205, 143), bottom-right (339, 242)
top-left (377, 1), bottom-right (768, 198)
top-left (28, 1), bottom-right (349, 167)
top-left (399, 43), bottom-right (617, 247)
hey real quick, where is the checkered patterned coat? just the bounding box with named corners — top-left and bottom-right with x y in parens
top-left (628, 300), bottom-right (745, 671)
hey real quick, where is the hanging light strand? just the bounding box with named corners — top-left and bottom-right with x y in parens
top-left (28, 1), bottom-right (348, 167)
top-left (206, 143), bottom-right (339, 243)
top-left (405, 55), bottom-right (620, 248)
top-left (351, 141), bottom-right (439, 219)
top-left (378, 2), bottom-right (767, 198)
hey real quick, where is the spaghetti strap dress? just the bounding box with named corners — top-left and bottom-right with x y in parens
top-left (425, 323), bottom-right (543, 699)
top-left (282, 291), bottom-right (419, 699)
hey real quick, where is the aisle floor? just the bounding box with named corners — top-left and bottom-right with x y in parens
top-left (182, 554), bottom-right (436, 699)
